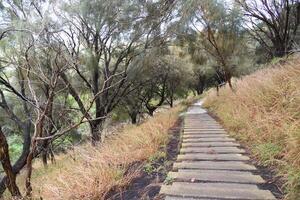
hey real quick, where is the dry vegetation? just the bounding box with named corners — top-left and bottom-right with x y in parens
top-left (11, 102), bottom-right (189, 200)
top-left (203, 55), bottom-right (300, 199)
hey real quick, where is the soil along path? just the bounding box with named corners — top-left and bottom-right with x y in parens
top-left (159, 101), bottom-right (276, 200)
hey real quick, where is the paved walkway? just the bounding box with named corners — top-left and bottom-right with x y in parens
top-left (160, 102), bottom-right (276, 200)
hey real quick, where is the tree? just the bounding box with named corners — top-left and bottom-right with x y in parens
top-left (118, 47), bottom-right (190, 120)
top-left (0, 0), bottom-right (104, 195)
top-left (179, 0), bottom-right (247, 90)
top-left (0, 0), bottom-right (35, 196)
top-left (237, 0), bottom-right (300, 57)
top-left (60, 0), bottom-right (175, 143)
top-left (164, 55), bottom-right (190, 107)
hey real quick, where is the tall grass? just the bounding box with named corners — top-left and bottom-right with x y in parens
top-left (204, 56), bottom-right (300, 199)
top-left (12, 102), bottom-right (187, 200)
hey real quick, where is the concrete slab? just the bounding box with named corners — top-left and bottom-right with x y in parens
top-left (184, 127), bottom-right (223, 130)
top-left (182, 134), bottom-right (228, 138)
top-left (177, 153), bottom-right (249, 161)
top-left (182, 142), bottom-right (240, 147)
top-left (159, 101), bottom-right (276, 200)
top-left (183, 132), bottom-right (227, 135)
top-left (168, 170), bottom-right (265, 184)
top-left (161, 182), bottom-right (275, 199)
top-left (173, 161), bottom-right (256, 171)
top-left (183, 128), bottom-right (226, 132)
top-left (180, 146), bottom-right (245, 154)
top-left (183, 138), bottom-right (235, 143)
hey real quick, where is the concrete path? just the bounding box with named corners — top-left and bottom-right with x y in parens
top-left (160, 102), bottom-right (276, 200)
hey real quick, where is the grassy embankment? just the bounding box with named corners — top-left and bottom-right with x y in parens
top-left (10, 99), bottom-right (192, 200)
top-left (203, 56), bottom-right (300, 199)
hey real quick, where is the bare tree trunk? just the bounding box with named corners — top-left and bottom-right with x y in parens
top-left (41, 142), bottom-right (49, 167)
top-left (0, 126), bottom-right (21, 197)
top-left (42, 151), bottom-right (48, 167)
top-left (49, 147), bottom-right (56, 164)
top-left (89, 120), bottom-right (104, 145)
top-left (25, 119), bottom-right (44, 197)
top-left (192, 90), bottom-right (197, 96)
top-left (41, 89), bottom-right (54, 167)
top-left (147, 107), bottom-right (156, 117)
top-left (0, 122), bottom-right (31, 197)
top-left (196, 76), bottom-right (205, 95)
top-left (224, 71), bottom-right (233, 91)
top-left (196, 85), bottom-right (204, 95)
top-left (169, 97), bottom-right (173, 108)
top-left (227, 77), bottom-right (233, 90)
top-left (25, 149), bottom-right (34, 197)
top-left (130, 112), bottom-right (138, 124)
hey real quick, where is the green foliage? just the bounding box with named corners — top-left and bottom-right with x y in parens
top-left (164, 175), bottom-right (174, 185)
top-left (52, 131), bottom-right (83, 152)
top-left (285, 168), bottom-right (300, 199)
top-left (7, 135), bottom-right (23, 162)
top-left (177, 0), bottom-right (255, 91)
top-left (111, 107), bottom-right (130, 122)
top-left (113, 168), bottom-right (125, 181)
top-left (144, 151), bottom-right (167, 175)
top-left (253, 143), bottom-right (282, 166)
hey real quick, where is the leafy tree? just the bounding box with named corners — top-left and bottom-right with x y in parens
top-left (60, 0), bottom-right (175, 143)
top-left (179, 0), bottom-right (248, 90)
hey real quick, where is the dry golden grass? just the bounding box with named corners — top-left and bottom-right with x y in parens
top-left (12, 102), bottom-right (187, 200)
top-left (204, 55), bottom-right (300, 199)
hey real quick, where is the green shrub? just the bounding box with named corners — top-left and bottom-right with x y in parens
top-left (253, 143), bottom-right (282, 166)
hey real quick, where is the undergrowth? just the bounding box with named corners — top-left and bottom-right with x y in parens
top-left (204, 55), bottom-right (300, 199)
top-left (11, 100), bottom-right (191, 200)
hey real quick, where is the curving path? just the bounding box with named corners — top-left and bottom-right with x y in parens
top-left (160, 101), bottom-right (276, 200)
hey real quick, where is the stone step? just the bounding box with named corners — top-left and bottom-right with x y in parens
top-left (185, 121), bottom-right (217, 122)
top-left (185, 121), bottom-right (216, 122)
top-left (165, 196), bottom-right (233, 200)
top-left (183, 138), bottom-right (235, 143)
top-left (184, 130), bottom-right (226, 132)
top-left (183, 131), bottom-right (227, 135)
top-left (161, 182), bottom-right (275, 199)
top-left (160, 103), bottom-right (276, 200)
top-left (180, 147), bottom-right (245, 154)
top-left (173, 161), bottom-right (256, 171)
top-left (185, 125), bottom-right (220, 126)
top-left (183, 134), bottom-right (228, 138)
top-left (165, 197), bottom-right (202, 200)
top-left (184, 123), bottom-right (221, 125)
top-left (185, 122), bottom-right (216, 123)
top-left (182, 142), bottom-right (240, 147)
top-left (185, 123), bottom-right (219, 125)
top-left (185, 122), bottom-right (216, 124)
top-left (168, 170), bottom-right (265, 184)
top-left (184, 127), bottom-right (223, 129)
top-left (185, 117), bottom-right (213, 119)
top-left (184, 128), bottom-right (223, 130)
top-left (185, 128), bottom-right (225, 131)
top-left (177, 153), bottom-right (249, 161)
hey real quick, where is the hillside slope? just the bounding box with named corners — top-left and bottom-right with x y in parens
top-left (7, 101), bottom-right (191, 199)
top-left (204, 55), bottom-right (300, 199)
